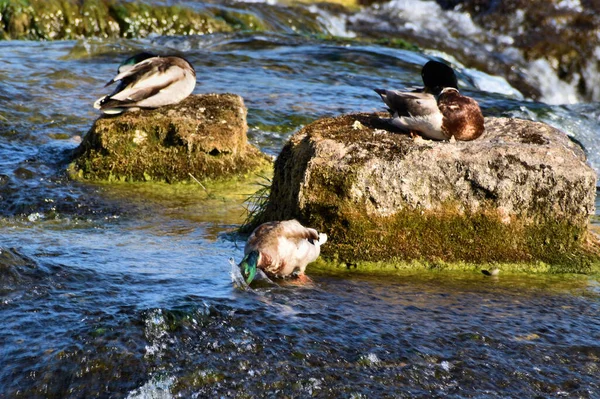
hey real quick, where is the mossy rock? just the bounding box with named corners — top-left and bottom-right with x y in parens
top-left (70, 93), bottom-right (272, 183)
top-left (0, 0), bottom-right (232, 40)
top-left (0, 0), bottom-right (342, 40)
top-left (257, 113), bottom-right (599, 272)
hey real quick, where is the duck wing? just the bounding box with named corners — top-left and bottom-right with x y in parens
top-left (105, 57), bottom-right (190, 87)
top-left (95, 86), bottom-right (165, 110)
top-left (277, 220), bottom-right (319, 244)
top-left (246, 220), bottom-right (318, 250)
top-left (374, 89), bottom-right (438, 117)
top-left (98, 58), bottom-right (193, 110)
top-left (108, 59), bottom-right (188, 98)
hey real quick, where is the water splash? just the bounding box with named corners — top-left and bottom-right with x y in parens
top-left (126, 375), bottom-right (176, 399)
top-left (229, 257), bottom-right (251, 290)
top-left (229, 257), bottom-right (275, 290)
top-left (348, 0), bottom-right (597, 105)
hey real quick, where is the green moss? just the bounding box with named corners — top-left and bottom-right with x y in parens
top-left (310, 254), bottom-right (600, 276)
top-left (70, 95), bottom-right (273, 183)
top-left (214, 8), bottom-right (267, 32)
top-left (172, 369), bottom-right (225, 393)
top-left (0, 0), bottom-right (233, 40)
top-left (0, 0), bottom-right (34, 39)
top-left (109, 2), bottom-right (231, 38)
top-left (69, 151), bottom-right (272, 184)
top-left (302, 201), bottom-right (600, 273)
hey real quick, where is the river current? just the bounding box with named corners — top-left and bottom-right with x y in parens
top-left (1, 0), bottom-right (600, 397)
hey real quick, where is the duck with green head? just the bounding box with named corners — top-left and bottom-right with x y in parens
top-left (94, 52), bottom-right (196, 114)
top-left (239, 220), bottom-right (327, 285)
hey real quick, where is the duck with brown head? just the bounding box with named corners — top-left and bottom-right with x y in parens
top-left (374, 60), bottom-right (484, 141)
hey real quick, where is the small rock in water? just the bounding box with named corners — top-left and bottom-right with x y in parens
top-left (71, 94), bottom-right (271, 183)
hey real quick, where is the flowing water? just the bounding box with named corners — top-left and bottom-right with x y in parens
top-left (1, 1), bottom-right (600, 397)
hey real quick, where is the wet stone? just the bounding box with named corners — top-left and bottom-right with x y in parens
top-left (70, 94), bottom-right (271, 183)
top-left (259, 114), bottom-right (599, 270)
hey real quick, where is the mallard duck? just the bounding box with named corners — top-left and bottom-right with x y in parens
top-left (94, 52), bottom-right (196, 115)
top-left (374, 60), bottom-right (484, 141)
top-left (239, 220), bottom-right (327, 284)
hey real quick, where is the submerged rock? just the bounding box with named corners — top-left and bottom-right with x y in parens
top-left (70, 94), bottom-right (271, 183)
top-left (258, 114), bottom-right (598, 271)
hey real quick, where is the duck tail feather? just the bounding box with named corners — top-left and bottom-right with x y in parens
top-left (318, 233), bottom-right (327, 245)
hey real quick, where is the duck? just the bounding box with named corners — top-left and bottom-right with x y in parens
top-left (239, 219), bottom-right (327, 284)
top-left (94, 52), bottom-right (196, 115)
top-left (374, 60), bottom-right (484, 141)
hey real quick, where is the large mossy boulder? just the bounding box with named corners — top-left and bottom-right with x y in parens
top-left (71, 93), bottom-right (271, 183)
top-left (259, 113), bottom-right (599, 272)
top-left (0, 0), bottom-right (333, 40)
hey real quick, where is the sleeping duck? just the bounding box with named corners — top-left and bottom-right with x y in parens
top-left (374, 60), bottom-right (484, 141)
top-left (94, 52), bottom-right (196, 114)
top-left (239, 220), bottom-right (327, 284)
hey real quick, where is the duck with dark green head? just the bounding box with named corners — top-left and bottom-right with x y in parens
top-left (239, 220), bottom-right (327, 285)
top-left (94, 52), bottom-right (196, 114)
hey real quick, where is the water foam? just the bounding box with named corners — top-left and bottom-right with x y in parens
top-left (126, 375), bottom-right (176, 399)
top-left (308, 5), bottom-right (356, 38)
top-left (350, 0), bottom-right (593, 105)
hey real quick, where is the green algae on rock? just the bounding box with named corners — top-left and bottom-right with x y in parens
top-left (256, 113), bottom-right (599, 272)
top-left (0, 0), bottom-right (232, 40)
top-left (70, 93), bottom-right (271, 183)
top-left (0, 0), bottom-right (338, 40)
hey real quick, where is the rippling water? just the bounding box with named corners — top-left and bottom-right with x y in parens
top-left (2, 1), bottom-right (600, 397)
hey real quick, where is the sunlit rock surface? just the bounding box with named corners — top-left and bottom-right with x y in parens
top-left (259, 114), bottom-right (598, 271)
top-left (71, 94), bottom-right (271, 182)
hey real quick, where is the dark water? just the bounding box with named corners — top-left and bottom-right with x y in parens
top-left (2, 2), bottom-right (600, 397)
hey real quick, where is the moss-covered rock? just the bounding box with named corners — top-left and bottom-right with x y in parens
top-left (257, 113), bottom-right (599, 272)
top-left (0, 0), bottom-right (343, 40)
top-left (70, 93), bottom-right (271, 183)
top-left (0, 0), bottom-right (233, 40)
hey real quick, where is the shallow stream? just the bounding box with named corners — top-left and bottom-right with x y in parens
top-left (1, 1), bottom-right (600, 397)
